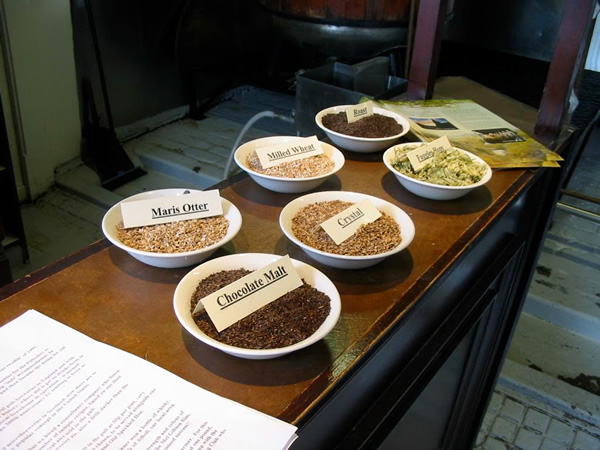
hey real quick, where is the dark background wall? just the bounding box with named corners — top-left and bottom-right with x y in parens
top-left (70, 0), bottom-right (568, 130)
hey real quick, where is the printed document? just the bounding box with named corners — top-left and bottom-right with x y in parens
top-left (0, 310), bottom-right (297, 449)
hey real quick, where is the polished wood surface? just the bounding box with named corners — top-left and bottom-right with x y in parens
top-left (0, 78), bottom-right (562, 438)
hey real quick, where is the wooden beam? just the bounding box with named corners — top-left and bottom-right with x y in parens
top-left (406, 0), bottom-right (449, 100)
top-left (534, 0), bottom-right (596, 144)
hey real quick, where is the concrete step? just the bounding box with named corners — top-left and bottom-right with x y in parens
top-left (524, 207), bottom-right (600, 343)
top-left (497, 203), bottom-right (600, 432)
top-left (501, 312), bottom-right (600, 428)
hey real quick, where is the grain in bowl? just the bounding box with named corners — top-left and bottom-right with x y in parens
top-left (190, 268), bottom-right (331, 349)
top-left (279, 191), bottom-right (416, 269)
top-left (291, 200), bottom-right (402, 256)
top-left (245, 151), bottom-right (335, 178)
top-left (102, 189), bottom-right (242, 268)
top-left (173, 253), bottom-right (342, 359)
top-left (116, 216), bottom-right (229, 253)
top-left (234, 136), bottom-right (345, 194)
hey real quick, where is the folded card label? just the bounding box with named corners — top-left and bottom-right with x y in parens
top-left (320, 199), bottom-right (382, 245)
top-left (346, 101), bottom-right (373, 123)
top-left (198, 255), bottom-right (303, 332)
top-left (120, 190), bottom-right (223, 228)
top-left (407, 136), bottom-right (452, 172)
top-left (255, 136), bottom-right (324, 169)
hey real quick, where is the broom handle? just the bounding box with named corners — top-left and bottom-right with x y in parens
top-left (84, 0), bottom-right (115, 133)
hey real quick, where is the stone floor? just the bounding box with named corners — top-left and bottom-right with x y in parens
top-left (476, 384), bottom-right (599, 450)
top-left (4, 86), bottom-right (600, 449)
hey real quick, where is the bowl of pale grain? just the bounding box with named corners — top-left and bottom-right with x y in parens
top-left (173, 253), bottom-right (341, 359)
top-left (234, 135), bottom-right (345, 193)
top-left (279, 191), bottom-right (415, 269)
top-left (102, 189), bottom-right (242, 269)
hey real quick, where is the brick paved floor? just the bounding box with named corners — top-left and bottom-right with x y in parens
top-left (475, 385), bottom-right (600, 450)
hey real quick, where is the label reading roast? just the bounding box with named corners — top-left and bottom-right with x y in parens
top-left (120, 190), bottom-right (223, 229)
top-left (197, 255), bottom-right (303, 332)
top-left (255, 135), bottom-right (324, 169)
top-left (407, 135), bottom-right (452, 172)
top-left (320, 199), bottom-right (382, 245)
top-left (345, 101), bottom-right (374, 123)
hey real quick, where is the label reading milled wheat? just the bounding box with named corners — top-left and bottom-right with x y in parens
top-left (255, 136), bottom-right (323, 169)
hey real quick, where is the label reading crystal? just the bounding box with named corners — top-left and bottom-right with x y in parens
top-left (407, 136), bottom-right (452, 172)
top-left (197, 255), bottom-right (303, 332)
top-left (120, 190), bottom-right (223, 229)
top-left (320, 199), bottom-right (382, 245)
top-left (255, 135), bottom-right (324, 169)
top-left (346, 101), bottom-right (374, 123)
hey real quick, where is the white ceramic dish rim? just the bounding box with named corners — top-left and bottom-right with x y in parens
top-left (315, 105), bottom-right (411, 143)
top-left (173, 253), bottom-right (342, 358)
top-left (234, 136), bottom-right (345, 182)
top-left (101, 189), bottom-right (242, 261)
top-left (383, 143), bottom-right (493, 191)
top-left (279, 191), bottom-right (416, 262)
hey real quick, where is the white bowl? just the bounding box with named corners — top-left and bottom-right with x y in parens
top-left (173, 253), bottom-right (341, 359)
top-left (234, 136), bottom-right (345, 193)
top-left (279, 191), bottom-right (415, 269)
top-left (315, 105), bottom-right (410, 153)
top-left (102, 188), bottom-right (242, 268)
top-left (383, 143), bottom-right (493, 201)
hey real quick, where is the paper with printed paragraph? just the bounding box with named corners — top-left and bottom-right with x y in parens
top-left (0, 310), bottom-right (297, 450)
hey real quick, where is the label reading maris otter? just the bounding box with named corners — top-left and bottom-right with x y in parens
top-left (345, 101), bottom-right (374, 123)
top-left (197, 255), bottom-right (303, 332)
top-left (120, 190), bottom-right (223, 229)
top-left (320, 199), bottom-right (382, 245)
top-left (255, 135), bottom-right (324, 169)
top-left (407, 135), bottom-right (453, 172)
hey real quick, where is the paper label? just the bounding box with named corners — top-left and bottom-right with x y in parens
top-left (255, 135), bottom-right (324, 169)
top-left (320, 199), bottom-right (382, 245)
top-left (120, 190), bottom-right (223, 228)
top-left (346, 101), bottom-right (374, 123)
top-left (407, 135), bottom-right (452, 172)
top-left (197, 255), bottom-right (303, 332)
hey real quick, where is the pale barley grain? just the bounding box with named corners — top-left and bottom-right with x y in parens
top-left (291, 200), bottom-right (401, 256)
top-left (116, 216), bottom-right (229, 253)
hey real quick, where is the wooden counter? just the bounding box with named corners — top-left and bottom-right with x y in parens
top-left (0, 78), bottom-right (573, 449)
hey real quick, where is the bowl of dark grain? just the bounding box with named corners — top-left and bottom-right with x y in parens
top-left (279, 191), bottom-right (415, 269)
top-left (383, 143), bottom-right (492, 200)
top-left (234, 135), bottom-right (345, 193)
top-left (315, 104), bottom-right (410, 153)
top-left (102, 189), bottom-right (242, 269)
top-left (173, 253), bottom-right (342, 359)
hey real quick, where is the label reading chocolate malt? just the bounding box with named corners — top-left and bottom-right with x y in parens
top-left (345, 101), bottom-right (374, 123)
top-left (320, 199), bottom-right (382, 245)
top-left (120, 189), bottom-right (223, 228)
top-left (255, 135), bottom-right (324, 169)
top-left (407, 136), bottom-right (452, 172)
top-left (198, 255), bottom-right (303, 332)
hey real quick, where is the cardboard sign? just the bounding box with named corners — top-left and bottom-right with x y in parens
top-left (255, 136), bottom-right (324, 169)
top-left (407, 136), bottom-right (452, 172)
top-left (120, 190), bottom-right (223, 229)
top-left (345, 101), bottom-right (374, 123)
top-left (320, 199), bottom-right (382, 245)
top-left (197, 255), bottom-right (303, 332)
